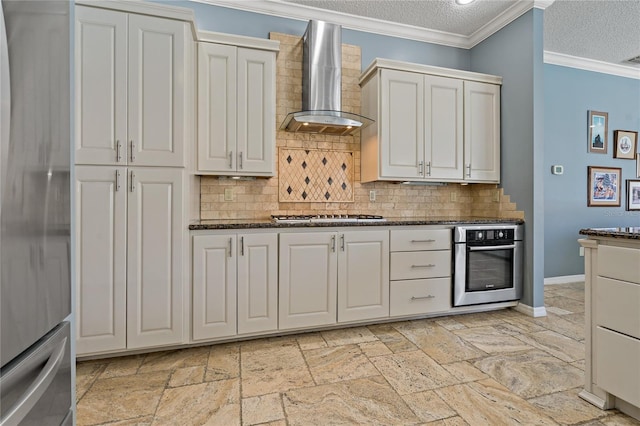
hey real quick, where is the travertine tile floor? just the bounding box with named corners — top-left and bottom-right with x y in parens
top-left (76, 282), bottom-right (640, 425)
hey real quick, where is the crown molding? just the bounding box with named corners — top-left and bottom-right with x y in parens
top-left (544, 51), bottom-right (640, 80)
top-left (78, 0), bottom-right (195, 22)
top-left (195, 0), bottom-right (470, 48)
top-left (468, 0), bottom-right (534, 48)
top-left (198, 30), bottom-right (280, 51)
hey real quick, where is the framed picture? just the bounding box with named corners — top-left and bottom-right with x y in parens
top-left (627, 180), bottom-right (640, 210)
top-left (613, 130), bottom-right (638, 159)
top-left (588, 110), bottom-right (608, 154)
top-left (588, 166), bottom-right (621, 207)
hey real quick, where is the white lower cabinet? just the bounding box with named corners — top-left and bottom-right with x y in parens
top-left (338, 230), bottom-right (390, 323)
top-left (192, 233), bottom-right (278, 341)
top-left (192, 235), bottom-right (236, 340)
top-left (75, 166), bottom-right (184, 355)
top-left (389, 228), bottom-right (452, 317)
top-left (279, 230), bottom-right (389, 330)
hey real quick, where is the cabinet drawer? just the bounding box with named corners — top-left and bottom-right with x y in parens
top-left (390, 229), bottom-right (451, 251)
top-left (390, 250), bottom-right (451, 280)
top-left (595, 276), bottom-right (640, 340)
top-left (390, 278), bottom-right (451, 317)
top-left (598, 245), bottom-right (640, 284)
top-left (595, 326), bottom-right (640, 407)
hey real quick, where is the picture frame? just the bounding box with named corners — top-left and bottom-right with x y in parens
top-left (627, 180), bottom-right (640, 211)
top-left (587, 166), bottom-right (621, 207)
top-left (588, 110), bottom-right (608, 154)
top-left (613, 130), bottom-right (638, 159)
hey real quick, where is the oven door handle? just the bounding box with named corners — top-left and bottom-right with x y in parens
top-left (468, 244), bottom-right (516, 251)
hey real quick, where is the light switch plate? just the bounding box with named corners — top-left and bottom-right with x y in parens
top-left (224, 188), bottom-right (234, 201)
top-left (551, 165), bottom-right (564, 175)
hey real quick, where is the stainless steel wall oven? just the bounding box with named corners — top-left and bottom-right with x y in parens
top-left (453, 224), bottom-right (523, 307)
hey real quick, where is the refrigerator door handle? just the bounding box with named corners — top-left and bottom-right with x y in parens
top-left (1, 0), bottom-right (11, 188)
top-left (0, 337), bottom-right (67, 426)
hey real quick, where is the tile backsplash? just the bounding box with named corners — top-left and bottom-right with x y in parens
top-left (199, 32), bottom-right (524, 221)
top-left (278, 148), bottom-right (354, 203)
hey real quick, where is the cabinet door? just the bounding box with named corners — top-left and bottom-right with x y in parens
top-left (127, 168), bottom-right (184, 349)
top-left (192, 235), bottom-right (237, 341)
top-left (237, 233), bottom-right (278, 334)
top-left (236, 48), bottom-right (276, 176)
top-left (75, 166), bottom-right (127, 355)
top-left (464, 81), bottom-right (500, 182)
top-left (338, 230), bottom-right (389, 323)
top-left (197, 43), bottom-right (237, 172)
top-left (279, 233), bottom-right (337, 330)
top-left (425, 75), bottom-right (463, 180)
top-left (380, 69), bottom-right (424, 179)
top-left (128, 15), bottom-right (186, 167)
top-left (74, 7), bottom-right (127, 166)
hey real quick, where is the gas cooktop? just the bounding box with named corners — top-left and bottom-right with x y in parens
top-left (272, 214), bottom-right (386, 224)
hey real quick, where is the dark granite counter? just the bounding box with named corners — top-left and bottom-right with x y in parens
top-left (579, 227), bottom-right (640, 240)
top-left (189, 216), bottom-right (524, 230)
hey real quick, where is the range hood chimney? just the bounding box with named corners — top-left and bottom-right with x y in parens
top-left (280, 20), bottom-right (373, 136)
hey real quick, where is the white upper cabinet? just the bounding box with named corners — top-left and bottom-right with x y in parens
top-left (425, 75), bottom-right (464, 180)
top-left (197, 37), bottom-right (277, 176)
top-left (360, 59), bottom-right (501, 184)
top-left (464, 81), bottom-right (501, 182)
top-left (75, 6), bottom-right (189, 167)
top-left (379, 69), bottom-right (424, 180)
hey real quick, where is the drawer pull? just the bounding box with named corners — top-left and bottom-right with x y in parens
top-left (411, 264), bottom-right (436, 268)
top-left (411, 239), bottom-right (436, 243)
top-left (411, 295), bottom-right (435, 301)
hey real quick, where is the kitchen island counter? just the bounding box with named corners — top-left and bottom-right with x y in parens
top-left (579, 229), bottom-right (640, 421)
top-left (189, 216), bottom-right (524, 230)
top-left (579, 227), bottom-right (640, 240)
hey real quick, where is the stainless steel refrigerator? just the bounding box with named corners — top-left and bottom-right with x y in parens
top-left (0, 1), bottom-right (72, 425)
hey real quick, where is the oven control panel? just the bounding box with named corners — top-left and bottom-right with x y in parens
top-left (466, 229), bottom-right (514, 243)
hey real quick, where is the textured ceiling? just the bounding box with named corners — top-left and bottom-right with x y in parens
top-left (281, 0), bottom-right (640, 68)
top-left (545, 0), bottom-right (640, 66)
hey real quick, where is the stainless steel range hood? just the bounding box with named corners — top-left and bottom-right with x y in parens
top-left (280, 20), bottom-right (373, 136)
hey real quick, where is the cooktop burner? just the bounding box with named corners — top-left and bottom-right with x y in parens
top-left (272, 214), bottom-right (386, 223)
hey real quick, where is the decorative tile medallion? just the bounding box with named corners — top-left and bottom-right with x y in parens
top-left (279, 148), bottom-right (354, 203)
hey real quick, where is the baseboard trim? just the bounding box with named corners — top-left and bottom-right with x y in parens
top-left (544, 274), bottom-right (585, 285)
top-left (513, 303), bottom-right (547, 317)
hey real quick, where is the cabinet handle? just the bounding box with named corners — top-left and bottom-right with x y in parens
top-left (411, 264), bottom-right (436, 268)
top-left (331, 235), bottom-right (336, 252)
top-left (116, 140), bottom-right (122, 162)
top-left (129, 170), bottom-right (135, 192)
top-left (239, 152), bottom-right (243, 169)
top-left (340, 234), bottom-right (345, 251)
top-left (130, 140), bottom-right (135, 163)
top-left (229, 151), bottom-right (233, 169)
top-left (418, 160), bottom-right (424, 176)
top-left (466, 164), bottom-right (471, 177)
top-left (228, 238), bottom-right (233, 257)
top-left (115, 170), bottom-right (121, 191)
top-left (411, 295), bottom-right (435, 301)
top-left (426, 161), bottom-right (431, 176)
top-left (240, 236), bottom-right (244, 256)
top-left (410, 239), bottom-right (435, 243)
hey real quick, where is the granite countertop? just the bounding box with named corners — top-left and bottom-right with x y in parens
top-left (579, 227), bottom-right (640, 240)
top-left (189, 216), bottom-right (524, 230)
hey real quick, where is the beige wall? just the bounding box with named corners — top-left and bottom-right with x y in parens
top-left (200, 33), bottom-right (524, 221)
